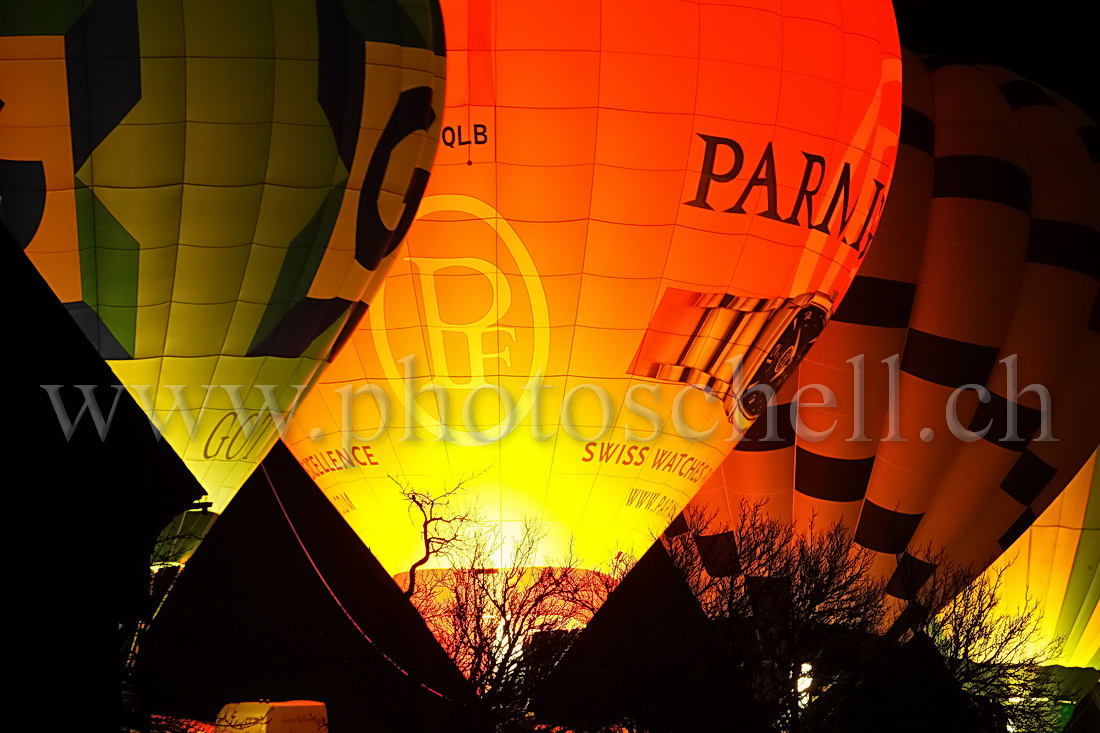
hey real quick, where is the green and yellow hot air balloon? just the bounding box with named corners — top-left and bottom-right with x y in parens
top-left (1, 0), bottom-right (445, 528)
top-left (988, 452), bottom-right (1100, 669)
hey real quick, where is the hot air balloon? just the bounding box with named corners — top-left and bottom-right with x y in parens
top-left (285, 0), bottom-right (901, 591)
top-left (684, 54), bottom-right (1100, 635)
top-left (1, 0), bottom-right (446, 523)
top-left (987, 451), bottom-right (1099, 669)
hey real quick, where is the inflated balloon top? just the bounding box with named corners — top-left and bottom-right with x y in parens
top-left (287, 0), bottom-right (901, 579)
top-left (1, 0), bottom-right (446, 514)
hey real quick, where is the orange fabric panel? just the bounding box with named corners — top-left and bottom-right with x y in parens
top-left (687, 376), bottom-right (802, 529)
top-left (0, 35), bottom-right (80, 300)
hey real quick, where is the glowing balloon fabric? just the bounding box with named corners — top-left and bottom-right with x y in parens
top-left (989, 452), bottom-right (1099, 669)
top-left (287, 0), bottom-right (901, 579)
top-left (1, 0), bottom-right (446, 512)
top-left (685, 56), bottom-right (1100, 625)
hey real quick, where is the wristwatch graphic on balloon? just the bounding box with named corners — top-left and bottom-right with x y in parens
top-left (630, 290), bottom-right (834, 432)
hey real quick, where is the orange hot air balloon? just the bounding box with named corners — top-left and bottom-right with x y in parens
top-left (691, 48), bottom-right (932, 533)
top-left (285, 0), bottom-right (901, 589)
top-left (684, 56), bottom-right (1100, 629)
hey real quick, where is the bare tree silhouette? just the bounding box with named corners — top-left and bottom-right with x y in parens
top-left (664, 501), bottom-right (887, 731)
top-left (398, 480), bottom-right (628, 730)
top-left (899, 559), bottom-right (1067, 733)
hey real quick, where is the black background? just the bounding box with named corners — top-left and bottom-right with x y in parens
top-left (894, 0), bottom-right (1097, 120)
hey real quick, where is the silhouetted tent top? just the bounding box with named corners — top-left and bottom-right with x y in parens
top-left (804, 631), bottom-right (985, 733)
top-left (1047, 665), bottom-right (1100, 704)
top-left (137, 442), bottom-right (476, 731)
top-left (1065, 680), bottom-right (1100, 731)
top-left (6, 236), bottom-right (205, 729)
top-left (534, 542), bottom-right (769, 732)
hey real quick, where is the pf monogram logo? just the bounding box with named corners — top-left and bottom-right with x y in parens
top-left (370, 195), bottom-right (550, 445)
top-left (408, 256), bottom-right (515, 386)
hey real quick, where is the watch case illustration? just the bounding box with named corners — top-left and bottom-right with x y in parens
top-left (628, 289), bottom-right (835, 431)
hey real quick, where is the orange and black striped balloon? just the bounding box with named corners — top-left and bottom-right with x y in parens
top-left (683, 57), bottom-right (1100, 638)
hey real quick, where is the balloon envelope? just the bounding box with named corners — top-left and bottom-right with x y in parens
top-left (685, 56), bottom-right (1100, 628)
top-left (987, 451), bottom-right (1100, 669)
top-left (287, 0), bottom-right (901, 579)
top-left (1, 0), bottom-right (446, 512)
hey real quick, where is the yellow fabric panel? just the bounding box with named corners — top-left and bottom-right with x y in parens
top-left (185, 58), bottom-right (276, 124)
top-left (251, 184), bottom-right (332, 248)
top-left (1041, 462), bottom-right (1094, 645)
top-left (177, 184), bottom-right (266, 247)
top-left (272, 59), bottom-right (330, 127)
top-left (111, 354), bottom-right (324, 513)
top-left (989, 453), bottom-right (1098, 668)
top-left (161, 301), bottom-right (237, 355)
top-left (134, 0), bottom-right (185, 58)
top-left (84, 123), bottom-right (185, 189)
top-left (266, 123), bottom-right (342, 188)
top-left (96, 186), bottom-right (183, 252)
top-left (172, 243), bottom-right (253, 304)
top-left (184, 122), bottom-right (273, 186)
top-left (180, 0), bottom-right (275, 59)
top-left (233, 242), bottom-right (293, 303)
top-left (270, 0), bottom-right (320, 59)
top-left (1074, 605), bottom-right (1100, 668)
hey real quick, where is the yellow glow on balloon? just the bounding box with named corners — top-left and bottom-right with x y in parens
top-left (286, 0), bottom-right (901, 580)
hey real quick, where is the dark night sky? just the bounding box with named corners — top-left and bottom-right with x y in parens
top-left (893, 0), bottom-right (1097, 120)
